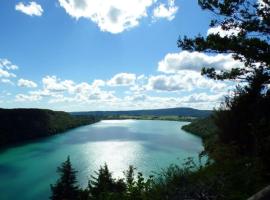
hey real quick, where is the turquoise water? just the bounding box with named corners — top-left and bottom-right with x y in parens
top-left (0, 120), bottom-right (203, 200)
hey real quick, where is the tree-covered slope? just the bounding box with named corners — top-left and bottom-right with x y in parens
top-left (182, 117), bottom-right (217, 139)
top-left (71, 107), bottom-right (212, 118)
top-left (0, 108), bottom-right (97, 147)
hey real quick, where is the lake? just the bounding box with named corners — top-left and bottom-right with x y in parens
top-left (0, 120), bottom-right (203, 200)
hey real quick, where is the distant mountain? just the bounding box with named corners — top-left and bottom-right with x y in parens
top-left (71, 107), bottom-right (212, 118)
top-left (0, 108), bottom-right (97, 147)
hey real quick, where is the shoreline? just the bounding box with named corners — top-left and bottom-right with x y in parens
top-left (0, 116), bottom-right (198, 152)
top-left (0, 120), bottom-right (100, 153)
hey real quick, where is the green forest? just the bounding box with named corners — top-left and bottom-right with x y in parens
top-left (50, 0), bottom-right (270, 199)
top-left (0, 108), bottom-right (98, 147)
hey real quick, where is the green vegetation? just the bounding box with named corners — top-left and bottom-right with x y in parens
top-left (177, 0), bottom-right (270, 198)
top-left (52, 154), bottom-right (266, 200)
top-left (0, 108), bottom-right (98, 148)
top-left (182, 116), bottom-right (217, 139)
top-left (103, 115), bottom-right (196, 122)
top-left (51, 157), bottom-right (224, 200)
top-left (50, 156), bottom-right (80, 200)
top-left (71, 107), bottom-right (212, 118)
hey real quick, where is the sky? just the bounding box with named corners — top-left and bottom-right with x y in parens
top-left (0, 0), bottom-right (241, 111)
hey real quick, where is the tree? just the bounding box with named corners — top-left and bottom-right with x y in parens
top-left (88, 163), bottom-right (126, 199)
top-left (178, 0), bottom-right (270, 80)
top-left (178, 0), bottom-right (270, 159)
top-left (50, 156), bottom-right (79, 200)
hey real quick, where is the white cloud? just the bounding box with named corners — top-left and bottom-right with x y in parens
top-left (0, 59), bottom-right (18, 70)
top-left (42, 76), bottom-right (75, 92)
top-left (58, 0), bottom-right (154, 33)
top-left (158, 51), bottom-right (244, 73)
top-left (207, 26), bottom-right (241, 37)
top-left (1, 79), bottom-right (14, 85)
top-left (9, 64), bottom-right (231, 110)
top-left (18, 79), bottom-right (37, 88)
top-left (108, 73), bottom-right (136, 86)
top-left (153, 0), bottom-right (178, 21)
top-left (0, 58), bottom-right (18, 79)
top-left (15, 1), bottom-right (43, 16)
top-left (15, 94), bottom-right (42, 102)
top-left (148, 74), bottom-right (187, 91)
top-left (0, 69), bottom-right (16, 78)
top-left (92, 79), bottom-right (106, 88)
top-left (17, 75), bottom-right (116, 104)
top-left (122, 92), bottom-right (224, 110)
top-left (179, 92), bottom-right (224, 104)
top-left (147, 71), bottom-right (228, 92)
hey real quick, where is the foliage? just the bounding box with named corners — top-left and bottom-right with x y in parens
top-left (104, 115), bottom-right (196, 122)
top-left (50, 156), bottom-right (79, 200)
top-left (52, 157), bottom-right (266, 200)
top-left (178, 0), bottom-right (270, 81)
top-left (87, 163), bottom-right (126, 200)
top-left (0, 108), bottom-right (98, 148)
top-left (50, 153), bottom-right (269, 200)
top-left (176, 0), bottom-right (270, 198)
top-left (72, 107), bottom-right (212, 118)
top-left (182, 116), bottom-right (217, 139)
top-left (51, 158), bottom-right (221, 200)
top-left (178, 0), bottom-right (270, 184)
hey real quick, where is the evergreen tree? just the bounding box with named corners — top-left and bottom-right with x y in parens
top-left (88, 163), bottom-right (126, 199)
top-left (50, 156), bottom-right (79, 200)
top-left (178, 0), bottom-right (270, 159)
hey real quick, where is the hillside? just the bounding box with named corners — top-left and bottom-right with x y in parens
top-left (182, 116), bottom-right (217, 139)
top-left (0, 108), bottom-right (97, 147)
top-left (71, 107), bottom-right (212, 118)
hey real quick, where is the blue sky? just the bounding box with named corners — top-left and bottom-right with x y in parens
top-left (0, 0), bottom-right (239, 111)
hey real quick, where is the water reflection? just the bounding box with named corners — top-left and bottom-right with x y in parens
top-left (0, 120), bottom-right (203, 200)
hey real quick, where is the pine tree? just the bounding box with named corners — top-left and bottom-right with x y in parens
top-left (88, 163), bottom-right (126, 199)
top-left (50, 156), bottom-right (79, 200)
top-left (178, 0), bottom-right (270, 158)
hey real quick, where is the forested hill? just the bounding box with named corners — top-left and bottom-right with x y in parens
top-left (0, 108), bottom-right (97, 147)
top-left (71, 107), bottom-right (212, 118)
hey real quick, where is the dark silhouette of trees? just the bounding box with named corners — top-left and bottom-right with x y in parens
top-left (0, 108), bottom-right (97, 147)
top-left (178, 0), bottom-right (270, 80)
top-left (50, 156), bottom-right (79, 200)
top-left (88, 163), bottom-right (126, 199)
top-left (178, 0), bottom-right (270, 160)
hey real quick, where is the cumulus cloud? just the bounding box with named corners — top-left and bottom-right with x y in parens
top-left (122, 92), bottom-right (224, 110)
top-left (18, 79), bottom-right (37, 88)
top-left (17, 75), bottom-right (115, 104)
top-left (15, 1), bottom-right (43, 16)
top-left (10, 69), bottom-right (229, 110)
top-left (0, 59), bottom-right (18, 70)
top-left (0, 58), bottom-right (18, 79)
top-left (42, 76), bottom-right (75, 92)
top-left (147, 74), bottom-right (187, 91)
top-left (58, 0), bottom-right (154, 33)
top-left (15, 93), bottom-right (42, 102)
top-left (153, 0), bottom-right (178, 21)
top-left (147, 71), bottom-right (228, 92)
top-left (158, 51), bottom-right (244, 73)
top-left (179, 92), bottom-right (224, 104)
top-left (207, 26), bottom-right (241, 37)
top-left (1, 79), bottom-right (14, 85)
top-left (0, 69), bottom-right (16, 78)
top-left (108, 73), bottom-right (136, 86)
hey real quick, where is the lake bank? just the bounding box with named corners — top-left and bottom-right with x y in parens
top-left (0, 108), bottom-right (99, 150)
top-left (101, 115), bottom-right (196, 122)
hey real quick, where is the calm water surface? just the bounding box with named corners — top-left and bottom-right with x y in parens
top-left (0, 120), bottom-right (203, 200)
